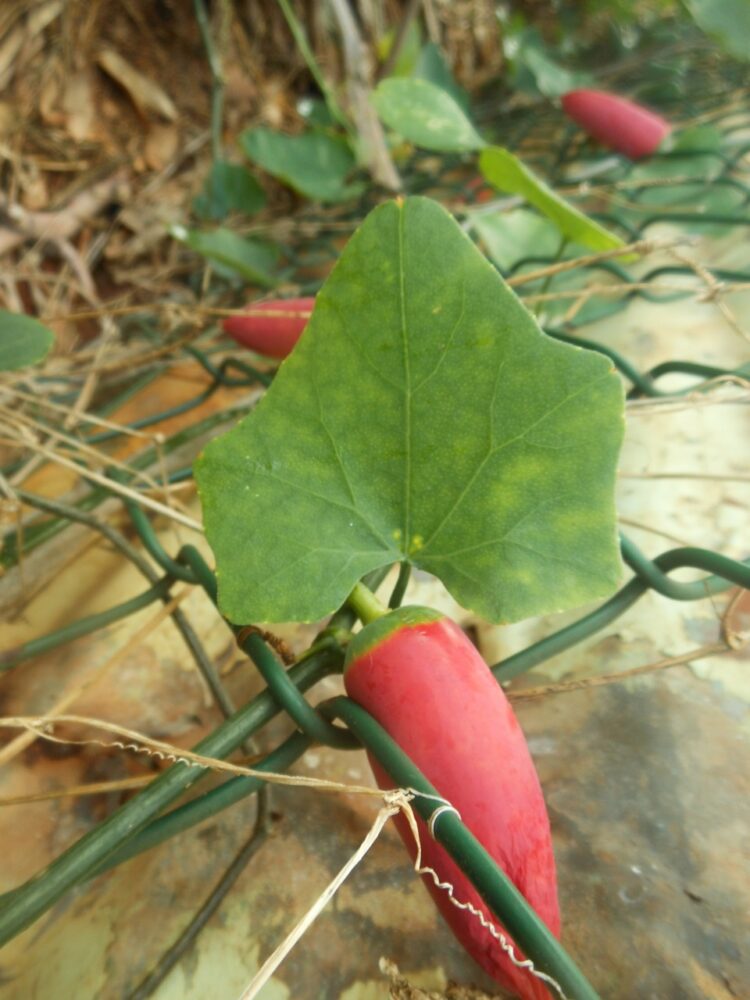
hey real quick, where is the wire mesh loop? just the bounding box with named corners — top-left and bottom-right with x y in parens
top-left (242, 633), bottom-right (359, 749)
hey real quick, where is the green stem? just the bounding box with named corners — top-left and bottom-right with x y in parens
top-left (533, 235), bottom-right (568, 318)
top-left (347, 580), bottom-right (388, 624)
top-left (326, 697), bottom-right (601, 1000)
top-left (275, 0), bottom-right (352, 134)
top-left (376, 0), bottom-right (421, 81)
top-left (388, 561), bottom-right (411, 609)
top-left (193, 0), bottom-right (226, 161)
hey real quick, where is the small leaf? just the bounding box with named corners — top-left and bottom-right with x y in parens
top-left (172, 226), bottom-right (277, 286)
top-left (239, 127), bottom-right (361, 203)
top-left (373, 78), bottom-right (485, 153)
top-left (414, 42), bottom-right (470, 112)
top-left (196, 197), bottom-right (624, 626)
top-left (503, 26), bottom-right (591, 98)
top-left (0, 311), bottom-right (55, 371)
top-left (684, 0), bottom-right (750, 62)
top-left (667, 124), bottom-right (724, 153)
top-left (193, 161), bottom-right (266, 221)
top-left (518, 43), bottom-right (592, 98)
top-left (479, 146), bottom-right (624, 252)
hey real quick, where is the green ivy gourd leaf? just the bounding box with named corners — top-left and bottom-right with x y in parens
top-left (667, 124), bottom-right (724, 153)
top-left (683, 0), bottom-right (750, 62)
top-left (372, 78), bottom-right (485, 153)
top-left (505, 27), bottom-right (592, 98)
top-left (480, 146), bottom-right (624, 253)
top-left (414, 43), bottom-right (470, 113)
top-left (517, 44), bottom-right (592, 98)
top-left (196, 196), bottom-right (624, 626)
top-left (239, 127), bottom-right (363, 203)
top-left (0, 311), bottom-right (55, 371)
top-left (193, 160), bottom-right (266, 221)
top-left (171, 226), bottom-right (278, 286)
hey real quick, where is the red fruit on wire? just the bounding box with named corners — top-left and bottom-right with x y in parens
top-left (223, 297), bottom-right (315, 358)
top-left (561, 89), bottom-right (670, 160)
top-left (344, 607), bottom-right (560, 1000)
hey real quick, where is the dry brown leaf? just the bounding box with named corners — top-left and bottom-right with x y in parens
top-left (0, 1), bottom-right (62, 90)
top-left (26, 0), bottom-right (63, 35)
top-left (61, 69), bottom-right (97, 143)
top-left (0, 172), bottom-right (129, 257)
top-left (19, 171), bottom-right (49, 212)
top-left (143, 123), bottom-right (179, 171)
top-left (38, 54), bottom-right (65, 127)
top-left (96, 48), bottom-right (178, 122)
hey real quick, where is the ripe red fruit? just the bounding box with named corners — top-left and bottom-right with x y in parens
top-left (344, 607), bottom-right (560, 1000)
top-left (561, 89), bottom-right (670, 160)
top-left (223, 296), bottom-right (314, 358)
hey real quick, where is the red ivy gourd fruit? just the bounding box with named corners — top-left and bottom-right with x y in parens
top-left (561, 89), bottom-right (670, 160)
top-left (344, 606), bottom-right (560, 1000)
top-left (223, 296), bottom-right (315, 358)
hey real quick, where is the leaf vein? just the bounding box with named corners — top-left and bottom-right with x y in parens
top-left (421, 371), bottom-right (612, 550)
top-left (411, 280), bottom-right (467, 394)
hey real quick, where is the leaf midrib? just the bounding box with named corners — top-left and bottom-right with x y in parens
top-left (398, 202), bottom-right (412, 553)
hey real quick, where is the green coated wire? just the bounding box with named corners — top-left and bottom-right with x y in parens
top-left (89, 732), bottom-right (310, 878)
top-left (1, 400), bottom-right (254, 569)
top-left (13, 489), bottom-right (233, 719)
top-left (0, 565), bottom-right (391, 938)
top-left (325, 697), bottom-right (601, 1000)
top-left (619, 537), bottom-right (750, 600)
top-left (86, 385), bottom-right (222, 446)
top-left (647, 359), bottom-right (745, 381)
top-left (240, 631), bottom-right (358, 749)
top-left (0, 650), bottom-right (339, 945)
top-left (494, 541), bottom-right (750, 683)
top-left (92, 494), bottom-right (235, 716)
top-left (109, 468), bottom-right (198, 584)
top-left (82, 354), bottom-right (266, 446)
top-left (546, 328), bottom-right (740, 398)
top-left (0, 577), bottom-right (173, 673)
top-left (639, 211), bottom-right (750, 230)
top-left (184, 346), bottom-right (272, 387)
top-left (179, 545), bottom-right (219, 604)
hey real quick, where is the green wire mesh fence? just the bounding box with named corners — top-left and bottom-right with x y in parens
top-left (1, 47), bottom-right (749, 999)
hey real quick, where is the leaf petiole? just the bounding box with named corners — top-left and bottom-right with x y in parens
top-left (347, 581), bottom-right (388, 625)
